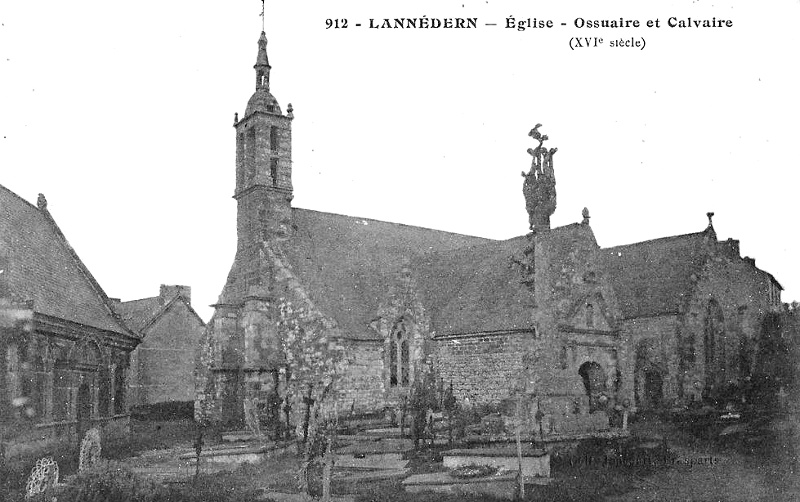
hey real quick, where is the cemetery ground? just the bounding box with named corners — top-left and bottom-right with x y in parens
top-left (3, 411), bottom-right (798, 502)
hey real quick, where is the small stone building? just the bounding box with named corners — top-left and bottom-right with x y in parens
top-left (113, 285), bottom-right (205, 407)
top-left (195, 30), bottom-right (783, 432)
top-left (0, 185), bottom-right (140, 460)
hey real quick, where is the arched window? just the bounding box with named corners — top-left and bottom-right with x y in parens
top-left (389, 320), bottom-right (410, 387)
top-left (704, 299), bottom-right (725, 378)
top-left (578, 361), bottom-right (607, 412)
top-left (270, 126), bottom-right (279, 152)
top-left (53, 345), bottom-right (71, 421)
top-left (585, 303), bottom-right (594, 328)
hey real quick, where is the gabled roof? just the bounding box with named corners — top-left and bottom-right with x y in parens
top-left (0, 184), bottom-right (136, 339)
top-left (114, 294), bottom-right (205, 334)
top-left (600, 231), bottom-right (711, 319)
top-left (281, 208), bottom-right (491, 340)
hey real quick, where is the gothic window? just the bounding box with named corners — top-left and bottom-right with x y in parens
top-left (270, 158), bottom-right (279, 188)
top-left (389, 320), bottom-right (410, 387)
top-left (270, 126), bottom-right (279, 152)
top-left (585, 303), bottom-right (594, 328)
top-left (704, 299), bottom-right (724, 378)
top-left (737, 306), bottom-right (751, 377)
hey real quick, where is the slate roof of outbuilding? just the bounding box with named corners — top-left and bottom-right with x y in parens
top-left (113, 297), bottom-right (163, 332)
top-left (600, 231), bottom-right (711, 319)
top-left (0, 184), bottom-right (136, 338)
top-left (114, 294), bottom-right (206, 334)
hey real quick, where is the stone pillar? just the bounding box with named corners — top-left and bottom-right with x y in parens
top-left (44, 355), bottom-right (54, 423)
top-left (109, 363), bottom-right (117, 415)
top-left (92, 374), bottom-right (100, 420)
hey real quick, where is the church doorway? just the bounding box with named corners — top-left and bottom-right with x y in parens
top-left (76, 381), bottom-right (92, 440)
top-left (579, 361), bottom-right (607, 412)
top-left (644, 370), bottom-right (663, 408)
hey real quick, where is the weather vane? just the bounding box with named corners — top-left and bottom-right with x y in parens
top-left (259, 0), bottom-right (265, 31)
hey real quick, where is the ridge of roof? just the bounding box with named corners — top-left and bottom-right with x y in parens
top-left (292, 207), bottom-right (496, 243)
top-left (143, 294), bottom-right (206, 332)
top-left (602, 231), bottom-right (707, 252)
top-left (116, 293), bottom-right (206, 334)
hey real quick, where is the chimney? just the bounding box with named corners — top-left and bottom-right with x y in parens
top-left (159, 285), bottom-right (191, 305)
top-left (743, 257), bottom-right (756, 268)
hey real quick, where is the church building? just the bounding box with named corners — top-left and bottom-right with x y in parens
top-left (195, 30), bottom-right (783, 434)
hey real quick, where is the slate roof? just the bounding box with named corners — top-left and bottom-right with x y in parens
top-left (114, 294), bottom-right (206, 334)
top-left (113, 297), bottom-right (162, 332)
top-left (0, 184), bottom-right (135, 338)
top-left (281, 208), bottom-right (491, 339)
top-left (284, 205), bottom-right (729, 336)
top-left (411, 235), bottom-right (535, 335)
top-left (600, 231), bottom-right (710, 319)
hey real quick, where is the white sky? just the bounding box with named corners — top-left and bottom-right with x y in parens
top-left (1, 0), bottom-right (798, 322)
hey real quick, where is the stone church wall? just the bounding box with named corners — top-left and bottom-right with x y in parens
top-left (333, 340), bottom-right (385, 413)
top-left (435, 332), bottom-right (527, 405)
top-left (679, 255), bottom-right (778, 399)
top-left (619, 315), bottom-right (679, 409)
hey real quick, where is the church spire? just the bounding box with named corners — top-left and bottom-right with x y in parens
top-left (255, 31), bottom-right (271, 91)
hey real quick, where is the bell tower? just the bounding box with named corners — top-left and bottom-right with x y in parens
top-left (233, 30), bottom-right (294, 250)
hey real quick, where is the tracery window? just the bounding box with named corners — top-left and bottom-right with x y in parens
top-left (389, 320), bottom-right (410, 387)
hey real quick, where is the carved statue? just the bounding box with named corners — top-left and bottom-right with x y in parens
top-left (522, 124), bottom-right (557, 231)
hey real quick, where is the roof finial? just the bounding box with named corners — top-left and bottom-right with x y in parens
top-left (582, 207), bottom-right (590, 225)
top-left (37, 193), bottom-right (47, 210)
top-left (259, 0), bottom-right (265, 32)
top-left (706, 211), bottom-right (715, 228)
